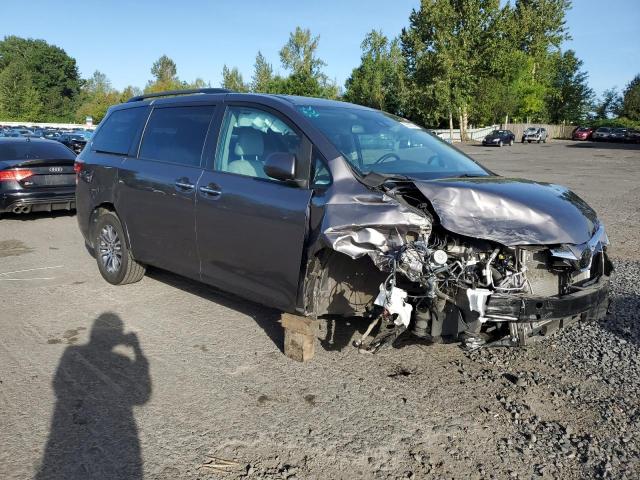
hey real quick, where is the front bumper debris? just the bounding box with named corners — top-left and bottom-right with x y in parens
top-left (484, 275), bottom-right (610, 323)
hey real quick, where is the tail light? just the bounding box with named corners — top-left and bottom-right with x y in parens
top-left (74, 160), bottom-right (85, 185)
top-left (0, 168), bottom-right (34, 182)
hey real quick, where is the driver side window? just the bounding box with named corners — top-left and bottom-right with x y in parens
top-left (215, 106), bottom-right (302, 181)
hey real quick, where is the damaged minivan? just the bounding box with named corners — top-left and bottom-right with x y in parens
top-left (76, 89), bottom-right (612, 351)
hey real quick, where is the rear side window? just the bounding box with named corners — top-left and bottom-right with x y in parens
top-left (92, 107), bottom-right (148, 155)
top-left (139, 106), bottom-right (214, 167)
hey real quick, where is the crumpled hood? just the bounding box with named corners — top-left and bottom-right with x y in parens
top-left (414, 177), bottom-right (598, 246)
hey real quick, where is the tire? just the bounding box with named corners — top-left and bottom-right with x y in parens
top-left (509, 139), bottom-right (514, 146)
top-left (498, 140), bottom-right (503, 147)
top-left (528, 140), bottom-right (532, 143)
top-left (93, 211), bottom-right (145, 285)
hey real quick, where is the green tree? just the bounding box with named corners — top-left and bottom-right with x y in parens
top-left (251, 51), bottom-right (274, 92)
top-left (279, 27), bottom-right (325, 77)
top-left (401, 0), bottom-right (503, 133)
top-left (0, 61), bottom-right (43, 121)
top-left (594, 88), bottom-right (622, 119)
top-left (621, 74), bottom-right (640, 121)
top-left (221, 65), bottom-right (249, 92)
top-left (145, 55), bottom-right (183, 93)
top-left (344, 30), bottom-right (406, 115)
top-left (151, 55), bottom-right (177, 83)
top-left (75, 70), bottom-right (121, 123)
top-left (0, 36), bottom-right (80, 121)
top-left (221, 27), bottom-right (338, 99)
top-left (546, 50), bottom-right (593, 123)
top-left (278, 27), bottom-right (338, 99)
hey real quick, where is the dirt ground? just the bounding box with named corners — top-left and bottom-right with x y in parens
top-left (1, 139), bottom-right (639, 480)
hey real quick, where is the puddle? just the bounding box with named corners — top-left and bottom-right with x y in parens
top-left (0, 240), bottom-right (34, 258)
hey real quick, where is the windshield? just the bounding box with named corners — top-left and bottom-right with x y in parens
top-left (525, 128), bottom-right (539, 133)
top-left (296, 105), bottom-right (489, 180)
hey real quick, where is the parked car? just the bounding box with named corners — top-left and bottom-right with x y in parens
top-left (627, 130), bottom-right (640, 144)
top-left (2, 129), bottom-right (22, 138)
top-left (609, 128), bottom-right (629, 142)
top-left (43, 130), bottom-right (61, 141)
top-left (592, 127), bottom-right (613, 141)
top-left (572, 126), bottom-right (593, 141)
top-left (0, 137), bottom-right (77, 215)
top-left (482, 129), bottom-right (515, 147)
top-left (75, 89), bottom-right (612, 350)
top-left (58, 133), bottom-right (88, 154)
top-left (521, 127), bottom-right (548, 143)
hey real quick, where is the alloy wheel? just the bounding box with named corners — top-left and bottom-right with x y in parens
top-left (98, 224), bottom-right (123, 273)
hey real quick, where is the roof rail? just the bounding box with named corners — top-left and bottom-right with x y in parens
top-left (127, 88), bottom-right (233, 103)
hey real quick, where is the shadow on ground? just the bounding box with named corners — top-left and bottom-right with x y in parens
top-left (146, 267), bottom-right (285, 351)
top-left (0, 210), bottom-right (75, 221)
top-left (600, 293), bottom-right (640, 346)
top-left (36, 312), bottom-right (151, 480)
top-left (565, 141), bottom-right (640, 151)
top-left (146, 267), bottom-right (424, 354)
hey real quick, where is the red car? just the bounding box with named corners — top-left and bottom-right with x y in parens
top-left (572, 126), bottom-right (594, 140)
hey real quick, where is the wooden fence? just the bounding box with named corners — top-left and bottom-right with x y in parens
top-left (503, 123), bottom-right (576, 140)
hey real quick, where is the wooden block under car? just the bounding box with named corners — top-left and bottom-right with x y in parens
top-left (281, 313), bottom-right (319, 362)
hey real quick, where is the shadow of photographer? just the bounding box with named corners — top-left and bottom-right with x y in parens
top-left (35, 313), bottom-right (151, 480)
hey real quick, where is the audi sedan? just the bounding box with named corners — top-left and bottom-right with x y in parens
top-left (0, 137), bottom-right (77, 216)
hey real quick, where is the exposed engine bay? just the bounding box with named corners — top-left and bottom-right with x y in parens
top-left (307, 177), bottom-right (613, 351)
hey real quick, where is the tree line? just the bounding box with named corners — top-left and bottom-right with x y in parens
top-left (344, 0), bottom-right (639, 133)
top-left (0, 1), bottom-right (639, 129)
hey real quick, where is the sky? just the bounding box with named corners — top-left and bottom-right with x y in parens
top-left (0, 0), bottom-right (638, 97)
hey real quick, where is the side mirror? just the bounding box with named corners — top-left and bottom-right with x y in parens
top-left (264, 152), bottom-right (296, 182)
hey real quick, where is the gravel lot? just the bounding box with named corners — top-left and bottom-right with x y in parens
top-left (1, 139), bottom-right (639, 480)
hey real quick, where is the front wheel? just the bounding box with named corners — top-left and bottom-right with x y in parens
top-left (498, 140), bottom-right (503, 147)
top-left (94, 211), bottom-right (145, 285)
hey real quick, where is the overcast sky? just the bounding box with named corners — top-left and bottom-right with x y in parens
top-left (0, 0), bottom-right (638, 97)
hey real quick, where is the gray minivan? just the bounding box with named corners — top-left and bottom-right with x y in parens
top-left (75, 89), bottom-right (611, 349)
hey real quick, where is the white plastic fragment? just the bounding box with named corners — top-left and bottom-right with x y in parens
top-left (466, 288), bottom-right (492, 323)
top-left (374, 284), bottom-right (413, 328)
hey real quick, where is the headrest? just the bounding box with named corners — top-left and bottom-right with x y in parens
top-left (234, 128), bottom-right (264, 157)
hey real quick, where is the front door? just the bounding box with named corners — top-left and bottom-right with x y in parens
top-left (118, 104), bottom-right (215, 278)
top-left (196, 104), bottom-right (312, 310)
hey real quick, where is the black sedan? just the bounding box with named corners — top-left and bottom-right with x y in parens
top-left (0, 137), bottom-right (76, 216)
top-left (58, 133), bottom-right (89, 154)
top-left (482, 129), bottom-right (515, 147)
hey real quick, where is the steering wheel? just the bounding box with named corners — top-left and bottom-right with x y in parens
top-left (374, 152), bottom-right (401, 165)
top-left (426, 154), bottom-right (445, 167)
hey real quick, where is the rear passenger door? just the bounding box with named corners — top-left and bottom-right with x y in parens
top-left (196, 104), bottom-right (313, 311)
top-left (118, 104), bottom-right (216, 279)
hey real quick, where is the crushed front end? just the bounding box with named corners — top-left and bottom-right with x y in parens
top-left (309, 177), bottom-right (613, 351)
top-left (371, 223), bottom-right (612, 349)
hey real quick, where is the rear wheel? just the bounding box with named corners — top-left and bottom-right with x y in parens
top-left (498, 140), bottom-right (503, 147)
top-left (94, 211), bottom-right (145, 285)
top-left (509, 139), bottom-right (514, 146)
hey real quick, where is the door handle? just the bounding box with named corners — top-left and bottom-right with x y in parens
top-left (175, 178), bottom-right (194, 191)
top-left (199, 184), bottom-right (222, 197)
